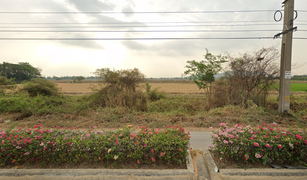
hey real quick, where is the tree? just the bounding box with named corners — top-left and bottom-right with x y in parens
top-left (76, 76), bottom-right (85, 82)
top-left (224, 46), bottom-right (279, 107)
top-left (0, 62), bottom-right (41, 82)
top-left (183, 49), bottom-right (227, 107)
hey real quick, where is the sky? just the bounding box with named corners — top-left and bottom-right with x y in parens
top-left (0, 0), bottom-right (306, 78)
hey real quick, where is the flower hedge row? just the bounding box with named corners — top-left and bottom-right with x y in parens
top-left (209, 123), bottom-right (307, 166)
top-left (0, 125), bottom-right (191, 167)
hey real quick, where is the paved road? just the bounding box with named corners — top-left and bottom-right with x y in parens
top-left (189, 132), bottom-right (212, 150)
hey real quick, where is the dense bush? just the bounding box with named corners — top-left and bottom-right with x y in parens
top-left (0, 125), bottom-right (190, 168)
top-left (0, 94), bottom-right (66, 116)
top-left (19, 79), bottom-right (60, 97)
top-left (209, 123), bottom-right (307, 166)
top-left (91, 68), bottom-right (148, 111)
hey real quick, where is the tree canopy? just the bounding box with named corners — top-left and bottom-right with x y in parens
top-left (0, 62), bottom-right (41, 82)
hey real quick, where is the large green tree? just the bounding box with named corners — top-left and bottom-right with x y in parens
top-left (0, 62), bottom-right (41, 82)
top-left (183, 49), bottom-right (227, 108)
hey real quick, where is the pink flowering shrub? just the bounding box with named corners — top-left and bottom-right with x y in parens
top-left (0, 125), bottom-right (190, 167)
top-left (209, 123), bottom-right (307, 166)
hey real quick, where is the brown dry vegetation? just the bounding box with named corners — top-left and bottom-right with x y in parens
top-left (56, 82), bottom-right (202, 94)
top-left (2, 80), bottom-right (307, 130)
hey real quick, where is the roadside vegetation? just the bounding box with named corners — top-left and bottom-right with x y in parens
top-left (0, 46), bottom-right (306, 130)
top-left (209, 123), bottom-right (307, 168)
top-left (0, 125), bottom-right (190, 169)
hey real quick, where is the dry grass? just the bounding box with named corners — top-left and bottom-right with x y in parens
top-left (54, 83), bottom-right (203, 94)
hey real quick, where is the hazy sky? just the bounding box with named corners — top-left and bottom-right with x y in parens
top-left (0, 0), bottom-right (306, 78)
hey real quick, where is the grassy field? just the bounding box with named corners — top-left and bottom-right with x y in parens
top-left (2, 80), bottom-right (306, 130)
top-left (272, 82), bottom-right (307, 92)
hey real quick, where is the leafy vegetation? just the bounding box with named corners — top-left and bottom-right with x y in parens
top-left (0, 125), bottom-right (190, 168)
top-left (19, 79), bottom-right (61, 97)
top-left (0, 62), bottom-right (41, 82)
top-left (209, 123), bottom-right (307, 167)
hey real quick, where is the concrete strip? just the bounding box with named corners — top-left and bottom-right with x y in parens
top-left (195, 154), bottom-right (210, 180)
top-left (203, 150), bottom-right (307, 180)
top-left (202, 149), bottom-right (221, 180)
top-left (219, 168), bottom-right (307, 176)
top-left (0, 151), bottom-right (195, 180)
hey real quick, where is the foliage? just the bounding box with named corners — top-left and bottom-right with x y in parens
top-left (0, 94), bottom-right (66, 116)
top-left (19, 79), bottom-right (61, 97)
top-left (75, 76), bottom-right (85, 82)
top-left (183, 49), bottom-right (227, 108)
top-left (91, 68), bottom-right (148, 111)
top-left (222, 46), bottom-right (279, 107)
top-left (0, 125), bottom-right (190, 168)
top-left (0, 62), bottom-right (41, 83)
top-left (209, 123), bottom-right (307, 166)
top-left (146, 82), bottom-right (166, 101)
top-left (0, 74), bottom-right (16, 95)
top-left (183, 49), bottom-right (227, 90)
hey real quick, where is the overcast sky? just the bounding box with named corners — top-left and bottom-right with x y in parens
top-left (0, 0), bottom-right (306, 78)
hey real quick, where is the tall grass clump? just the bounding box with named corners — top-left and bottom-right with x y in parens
top-left (146, 82), bottom-right (166, 101)
top-left (90, 68), bottom-right (148, 111)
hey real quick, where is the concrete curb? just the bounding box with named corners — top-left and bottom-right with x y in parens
top-left (203, 149), bottom-right (221, 180)
top-left (203, 149), bottom-right (307, 180)
top-left (0, 151), bottom-right (195, 180)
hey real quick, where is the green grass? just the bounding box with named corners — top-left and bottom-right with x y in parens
top-left (272, 83), bottom-right (307, 92)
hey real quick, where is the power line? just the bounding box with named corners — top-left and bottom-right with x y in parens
top-left (0, 29), bottom-right (285, 33)
top-left (0, 24), bottom-right (288, 28)
top-left (0, 37), bottom-right (283, 40)
top-left (0, 10), bottom-right (281, 14)
top-left (0, 20), bottom-right (281, 24)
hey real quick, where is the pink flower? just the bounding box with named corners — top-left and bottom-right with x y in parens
top-left (223, 140), bottom-right (228, 144)
top-left (255, 153), bottom-right (261, 158)
top-left (296, 134), bottom-right (302, 139)
top-left (250, 137), bottom-right (253, 140)
top-left (34, 125), bottom-right (39, 128)
top-left (305, 140), bottom-right (307, 145)
top-left (86, 134), bottom-right (90, 138)
top-left (44, 147), bottom-right (47, 150)
top-left (160, 152), bottom-right (166, 157)
top-left (265, 144), bottom-right (271, 148)
top-left (278, 144), bottom-right (283, 149)
top-left (151, 157), bottom-right (155, 162)
top-left (116, 141), bottom-right (119, 145)
top-left (137, 160), bottom-right (140, 164)
top-left (259, 126), bottom-right (264, 130)
top-left (254, 142), bottom-right (259, 147)
top-left (178, 148), bottom-right (182, 152)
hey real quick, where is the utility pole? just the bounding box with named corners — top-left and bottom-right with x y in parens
top-left (278, 0), bottom-right (295, 113)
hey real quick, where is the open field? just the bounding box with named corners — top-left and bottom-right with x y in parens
top-left (55, 82), bottom-right (203, 94)
top-left (272, 83), bottom-right (307, 92)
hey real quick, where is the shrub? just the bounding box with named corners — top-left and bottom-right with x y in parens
top-left (91, 68), bottom-right (148, 111)
top-left (0, 94), bottom-right (66, 116)
top-left (209, 123), bottom-right (307, 166)
top-left (146, 82), bottom-right (166, 101)
top-left (0, 75), bottom-right (16, 95)
top-left (19, 79), bottom-right (61, 97)
top-left (0, 125), bottom-right (190, 168)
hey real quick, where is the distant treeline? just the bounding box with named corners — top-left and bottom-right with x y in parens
top-left (43, 76), bottom-right (190, 80)
top-left (44, 76), bottom-right (98, 80)
top-left (292, 75), bottom-right (307, 81)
